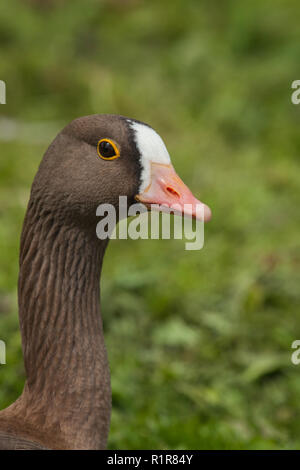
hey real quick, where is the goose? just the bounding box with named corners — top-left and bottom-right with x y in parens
top-left (0, 114), bottom-right (211, 450)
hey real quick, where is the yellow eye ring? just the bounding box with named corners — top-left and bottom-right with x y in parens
top-left (97, 138), bottom-right (120, 160)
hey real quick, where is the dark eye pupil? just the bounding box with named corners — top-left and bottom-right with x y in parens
top-left (99, 141), bottom-right (115, 158)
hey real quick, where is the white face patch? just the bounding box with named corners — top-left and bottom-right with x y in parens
top-left (127, 120), bottom-right (171, 192)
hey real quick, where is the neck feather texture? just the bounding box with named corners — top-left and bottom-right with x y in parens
top-left (1, 196), bottom-right (111, 449)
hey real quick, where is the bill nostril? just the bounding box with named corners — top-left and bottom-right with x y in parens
top-left (165, 186), bottom-right (180, 198)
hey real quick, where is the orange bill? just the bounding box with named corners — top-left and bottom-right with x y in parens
top-left (135, 162), bottom-right (212, 222)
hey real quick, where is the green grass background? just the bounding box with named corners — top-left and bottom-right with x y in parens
top-left (0, 0), bottom-right (300, 449)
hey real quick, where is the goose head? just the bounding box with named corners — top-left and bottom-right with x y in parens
top-left (32, 114), bottom-right (211, 227)
top-left (3, 114), bottom-right (212, 450)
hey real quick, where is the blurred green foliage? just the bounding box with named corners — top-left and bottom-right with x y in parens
top-left (0, 0), bottom-right (300, 449)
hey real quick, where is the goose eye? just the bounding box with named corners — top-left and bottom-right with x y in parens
top-left (97, 139), bottom-right (120, 160)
